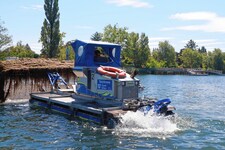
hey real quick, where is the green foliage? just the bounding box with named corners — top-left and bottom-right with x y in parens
top-left (40, 0), bottom-right (60, 58)
top-left (91, 24), bottom-right (225, 72)
top-left (122, 32), bottom-right (139, 65)
top-left (0, 42), bottom-right (38, 60)
top-left (58, 32), bottom-right (66, 47)
top-left (198, 46), bottom-right (207, 53)
top-left (180, 48), bottom-right (202, 68)
top-left (201, 53), bottom-right (209, 70)
top-left (154, 41), bottom-right (177, 67)
top-left (91, 32), bottom-right (102, 41)
top-left (185, 39), bottom-right (198, 50)
top-left (122, 32), bottom-right (151, 68)
top-left (146, 57), bottom-right (165, 68)
top-left (206, 51), bottom-right (213, 69)
top-left (57, 32), bottom-right (74, 60)
top-left (136, 33), bottom-right (151, 68)
top-left (100, 24), bottom-right (151, 68)
top-left (58, 45), bottom-right (74, 61)
top-left (0, 19), bottom-right (12, 50)
top-left (102, 24), bottom-right (128, 48)
top-left (212, 48), bottom-right (224, 71)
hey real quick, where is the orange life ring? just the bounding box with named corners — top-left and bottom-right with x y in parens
top-left (97, 66), bottom-right (126, 78)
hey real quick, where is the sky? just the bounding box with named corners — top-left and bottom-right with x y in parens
top-left (1, 0), bottom-right (225, 54)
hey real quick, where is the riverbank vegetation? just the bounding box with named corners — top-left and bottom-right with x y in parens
top-left (0, 0), bottom-right (225, 73)
top-left (91, 24), bottom-right (225, 73)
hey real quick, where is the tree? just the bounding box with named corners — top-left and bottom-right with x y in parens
top-left (185, 39), bottom-right (198, 50)
top-left (157, 41), bottom-right (177, 67)
top-left (122, 32), bottom-right (151, 68)
top-left (201, 53), bottom-right (209, 70)
top-left (16, 41), bottom-right (23, 47)
top-left (0, 41), bottom-right (38, 60)
top-left (102, 24), bottom-right (128, 48)
top-left (212, 48), bottom-right (224, 71)
top-left (58, 32), bottom-right (74, 60)
top-left (25, 44), bottom-right (31, 50)
top-left (122, 32), bottom-right (139, 66)
top-left (198, 46), bottom-right (207, 53)
top-left (146, 57), bottom-right (165, 68)
top-left (58, 45), bottom-right (74, 61)
top-left (180, 48), bottom-right (202, 68)
top-left (0, 19), bottom-right (12, 50)
top-left (40, 0), bottom-right (60, 58)
top-left (137, 33), bottom-right (151, 68)
top-left (58, 32), bottom-right (66, 47)
top-left (91, 32), bottom-right (102, 41)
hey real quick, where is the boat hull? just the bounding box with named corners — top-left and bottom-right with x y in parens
top-left (29, 92), bottom-right (125, 128)
top-left (29, 92), bottom-right (175, 128)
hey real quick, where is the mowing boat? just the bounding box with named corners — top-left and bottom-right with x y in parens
top-left (29, 40), bottom-right (175, 128)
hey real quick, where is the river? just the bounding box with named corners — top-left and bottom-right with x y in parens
top-left (0, 75), bottom-right (225, 149)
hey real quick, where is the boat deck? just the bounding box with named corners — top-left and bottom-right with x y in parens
top-left (29, 92), bottom-right (126, 127)
top-left (31, 92), bottom-right (73, 105)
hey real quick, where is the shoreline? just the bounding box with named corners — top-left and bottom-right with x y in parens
top-left (0, 58), bottom-right (224, 103)
top-left (124, 67), bottom-right (224, 76)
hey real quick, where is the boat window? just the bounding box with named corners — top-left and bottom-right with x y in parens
top-left (94, 47), bottom-right (110, 63)
top-left (78, 46), bottom-right (83, 56)
top-left (112, 48), bottom-right (116, 57)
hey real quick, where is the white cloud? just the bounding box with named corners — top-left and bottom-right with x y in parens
top-left (149, 37), bottom-right (174, 41)
top-left (21, 4), bottom-right (43, 11)
top-left (195, 39), bottom-right (225, 46)
top-left (181, 39), bottom-right (224, 46)
top-left (106, 0), bottom-right (153, 8)
top-left (162, 25), bottom-right (205, 32)
top-left (170, 12), bottom-right (217, 21)
top-left (162, 12), bottom-right (225, 33)
top-left (180, 39), bottom-right (225, 51)
top-left (149, 37), bottom-right (174, 48)
top-left (181, 39), bottom-right (216, 44)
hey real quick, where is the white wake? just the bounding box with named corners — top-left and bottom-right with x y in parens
top-left (113, 110), bottom-right (180, 138)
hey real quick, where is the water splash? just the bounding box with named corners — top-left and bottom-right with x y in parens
top-left (114, 110), bottom-right (180, 138)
